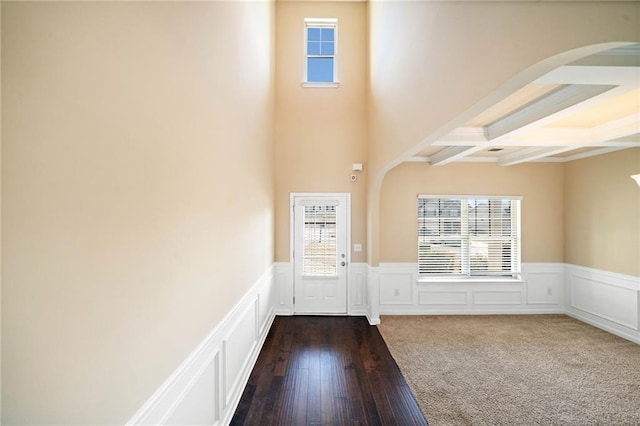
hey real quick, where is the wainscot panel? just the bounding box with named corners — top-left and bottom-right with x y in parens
top-left (165, 353), bottom-right (219, 425)
top-left (126, 265), bottom-right (275, 426)
top-left (377, 263), bottom-right (564, 315)
top-left (223, 304), bottom-right (257, 408)
top-left (524, 263), bottom-right (564, 305)
top-left (418, 291), bottom-right (467, 306)
top-left (473, 290), bottom-right (522, 305)
top-left (380, 270), bottom-right (413, 305)
top-left (565, 264), bottom-right (640, 344)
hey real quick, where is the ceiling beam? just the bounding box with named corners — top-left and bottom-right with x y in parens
top-left (485, 84), bottom-right (616, 140)
top-left (561, 146), bottom-right (632, 162)
top-left (429, 146), bottom-right (484, 166)
top-left (405, 156), bottom-right (430, 163)
top-left (497, 147), bottom-right (568, 166)
top-left (592, 113), bottom-right (640, 142)
top-left (438, 113), bottom-right (638, 148)
top-left (433, 127), bottom-right (487, 145)
top-left (535, 66), bottom-right (640, 86)
top-left (408, 155), bottom-right (499, 163)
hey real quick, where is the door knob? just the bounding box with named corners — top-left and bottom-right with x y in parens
top-left (341, 261), bottom-right (346, 267)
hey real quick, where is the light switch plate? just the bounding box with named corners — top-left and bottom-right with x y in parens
top-left (354, 243), bottom-right (362, 252)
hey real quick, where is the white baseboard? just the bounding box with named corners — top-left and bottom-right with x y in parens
top-left (366, 314), bottom-right (381, 325)
top-left (126, 265), bottom-right (276, 425)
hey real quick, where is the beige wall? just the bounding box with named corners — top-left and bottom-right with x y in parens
top-left (274, 1), bottom-right (367, 263)
top-left (367, 0), bottom-right (640, 265)
top-left (1, 0), bottom-right (639, 423)
top-left (565, 148), bottom-right (640, 277)
top-left (1, 2), bottom-right (274, 424)
top-left (380, 162), bottom-right (564, 264)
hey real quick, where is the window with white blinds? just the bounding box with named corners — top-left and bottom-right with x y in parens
top-left (418, 195), bottom-right (521, 278)
top-left (303, 205), bottom-right (337, 276)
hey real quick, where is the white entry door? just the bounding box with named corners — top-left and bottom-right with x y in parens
top-left (293, 195), bottom-right (349, 314)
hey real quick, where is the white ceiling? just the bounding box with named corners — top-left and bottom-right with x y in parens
top-left (409, 44), bottom-right (640, 166)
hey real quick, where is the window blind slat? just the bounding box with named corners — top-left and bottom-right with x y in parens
top-left (303, 205), bottom-right (337, 277)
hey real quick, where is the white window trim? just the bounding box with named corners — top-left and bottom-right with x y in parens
top-left (302, 18), bottom-right (339, 88)
top-left (417, 194), bottom-right (522, 281)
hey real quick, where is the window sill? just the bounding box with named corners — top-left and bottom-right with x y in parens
top-left (301, 82), bottom-right (340, 88)
top-left (417, 276), bottom-right (524, 285)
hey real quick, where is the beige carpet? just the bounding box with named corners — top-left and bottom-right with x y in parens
top-left (378, 315), bottom-right (640, 426)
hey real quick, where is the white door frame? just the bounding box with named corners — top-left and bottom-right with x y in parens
top-left (290, 192), bottom-right (351, 314)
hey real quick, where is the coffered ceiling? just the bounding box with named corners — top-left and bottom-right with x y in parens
top-left (409, 44), bottom-right (640, 166)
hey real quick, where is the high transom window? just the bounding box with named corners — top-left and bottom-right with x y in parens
top-left (417, 195), bottom-right (522, 278)
top-left (304, 18), bottom-right (337, 85)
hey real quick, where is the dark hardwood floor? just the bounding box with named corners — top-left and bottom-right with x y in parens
top-left (231, 316), bottom-right (428, 426)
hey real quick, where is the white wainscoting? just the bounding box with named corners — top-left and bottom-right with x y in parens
top-left (126, 265), bottom-right (275, 426)
top-left (377, 263), bottom-right (565, 315)
top-left (273, 262), bottom-right (369, 317)
top-left (565, 264), bottom-right (640, 344)
top-left (126, 261), bottom-right (639, 425)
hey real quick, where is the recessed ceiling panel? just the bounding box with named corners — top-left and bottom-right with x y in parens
top-left (466, 83), bottom-right (561, 127)
top-left (486, 84), bottom-right (617, 140)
